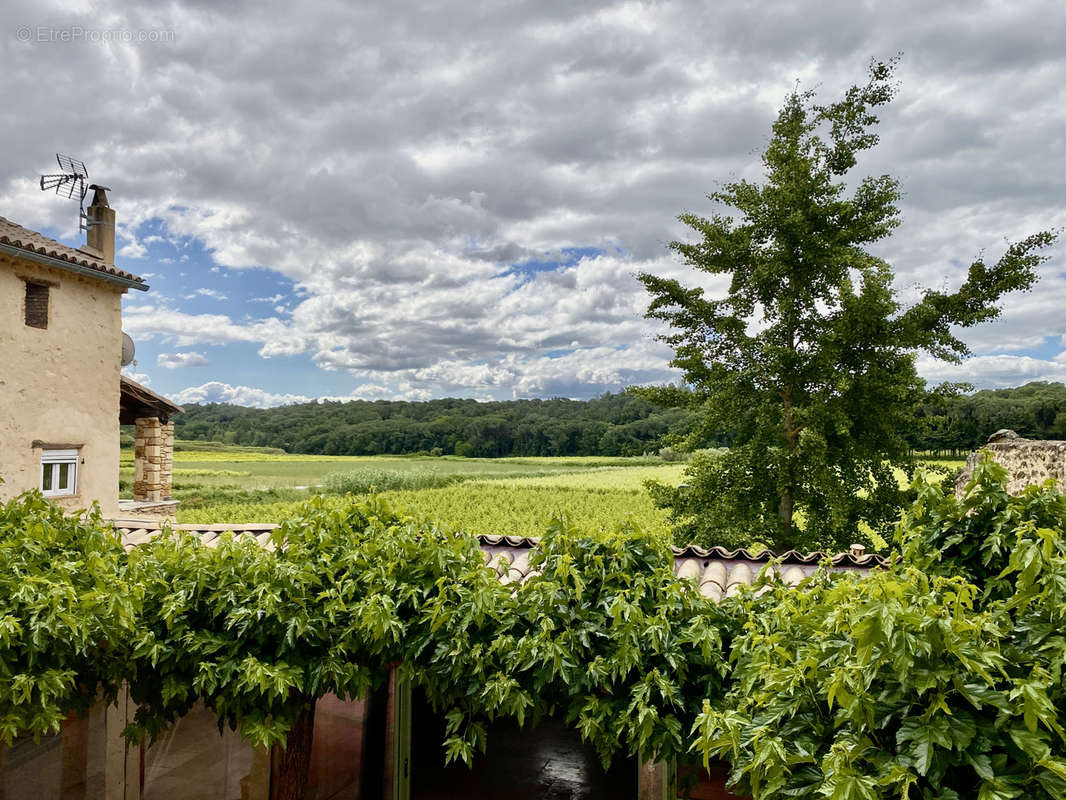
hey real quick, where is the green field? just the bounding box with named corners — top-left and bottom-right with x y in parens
top-left (121, 444), bottom-right (682, 537)
top-left (120, 449), bottom-right (667, 489)
top-left (176, 481), bottom-right (676, 537)
top-left (121, 443), bottom-right (964, 543)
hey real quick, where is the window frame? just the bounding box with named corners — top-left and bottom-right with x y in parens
top-left (41, 448), bottom-right (79, 497)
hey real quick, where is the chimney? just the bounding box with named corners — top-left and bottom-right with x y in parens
top-left (84, 184), bottom-right (115, 264)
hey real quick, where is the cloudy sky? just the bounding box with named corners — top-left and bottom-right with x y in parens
top-left (3, 0), bottom-right (1064, 407)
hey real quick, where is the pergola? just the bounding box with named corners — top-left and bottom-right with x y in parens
top-left (119, 375), bottom-right (183, 505)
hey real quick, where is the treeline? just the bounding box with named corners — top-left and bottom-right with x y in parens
top-left (173, 392), bottom-right (701, 457)
top-left (917, 381), bottom-right (1066, 455)
top-left (171, 382), bottom-right (1066, 458)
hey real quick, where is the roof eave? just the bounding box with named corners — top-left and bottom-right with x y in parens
top-left (120, 375), bottom-right (184, 416)
top-left (0, 242), bottom-right (149, 291)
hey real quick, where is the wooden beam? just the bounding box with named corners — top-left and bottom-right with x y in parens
top-left (383, 667), bottom-right (411, 800)
top-left (637, 756), bottom-right (676, 800)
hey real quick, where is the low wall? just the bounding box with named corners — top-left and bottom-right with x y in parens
top-left (955, 431), bottom-right (1066, 495)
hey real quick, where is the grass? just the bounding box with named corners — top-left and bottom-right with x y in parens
top-left (123, 444), bottom-right (967, 546)
top-left (173, 440), bottom-right (288, 455)
top-left (120, 448), bottom-right (666, 492)
top-left (177, 483), bottom-right (672, 537)
top-left (322, 468), bottom-right (466, 494)
top-left (492, 465), bottom-right (687, 490)
top-left (151, 446), bottom-right (681, 535)
top-left (384, 482), bottom-right (671, 537)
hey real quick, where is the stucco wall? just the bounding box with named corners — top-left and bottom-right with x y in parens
top-left (955, 434), bottom-right (1066, 496)
top-left (0, 252), bottom-right (124, 515)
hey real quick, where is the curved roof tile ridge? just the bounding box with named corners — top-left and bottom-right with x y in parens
top-left (111, 520), bottom-right (278, 537)
top-left (477, 534), bottom-right (540, 547)
top-left (669, 543), bottom-right (887, 567)
top-left (110, 524), bottom-right (886, 568)
top-left (474, 533), bottom-right (888, 567)
top-left (0, 215), bottom-right (145, 285)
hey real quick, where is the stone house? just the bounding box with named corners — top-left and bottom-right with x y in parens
top-left (0, 188), bottom-right (181, 517)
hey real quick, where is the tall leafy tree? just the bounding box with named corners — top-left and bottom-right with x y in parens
top-left (639, 60), bottom-right (1056, 551)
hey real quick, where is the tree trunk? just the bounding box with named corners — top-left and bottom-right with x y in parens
top-left (778, 487), bottom-right (794, 544)
top-left (778, 302), bottom-right (801, 545)
top-left (780, 385), bottom-right (797, 543)
top-left (273, 698), bottom-right (316, 800)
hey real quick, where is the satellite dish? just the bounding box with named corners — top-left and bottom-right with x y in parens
top-left (121, 332), bottom-right (136, 367)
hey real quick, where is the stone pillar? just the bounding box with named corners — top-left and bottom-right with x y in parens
top-left (134, 417), bottom-right (163, 502)
top-left (160, 420), bottom-right (174, 499)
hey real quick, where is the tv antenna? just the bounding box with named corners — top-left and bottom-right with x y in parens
top-left (39, 154), bottom-right (92, 231)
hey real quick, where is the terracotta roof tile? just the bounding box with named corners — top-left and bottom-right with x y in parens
top-left (0, 215), bottom-right (146, 286)
top-left (670, 543), bottom-right (885, 568)
top-left (110, 521), bottom-right (883, 601)
top-left (675, 559), bottom-right (701, 581)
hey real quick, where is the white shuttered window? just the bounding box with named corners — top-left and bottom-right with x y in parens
top-left (41, 449), bottom-right (78, 496)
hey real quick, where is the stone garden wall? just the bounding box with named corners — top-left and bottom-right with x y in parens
top-left (955, 431), bottom-right (1066, 496)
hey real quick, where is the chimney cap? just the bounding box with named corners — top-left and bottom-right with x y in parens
top-left (849, 543), bottom-right (866, 557)
top-left (88, 184), bottom-right (111, 207)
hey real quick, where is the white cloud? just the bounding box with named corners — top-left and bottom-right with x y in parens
top-left (121, 368), bottom-right (151, 386)
top-left (118, 240), bottom-right (148, 259)
top-left (158, 351), bottom-right (211, 369)
top-left (918, 354), bottom-right (1066, 389)
top-left (2, 0), bottom-right (1064, 399)
top-left (185, 288), bottom-right (228, 301)
top-left (123, 305), bottom-right (295, 349)
top-left (173, 382), bottom-right (312, 408)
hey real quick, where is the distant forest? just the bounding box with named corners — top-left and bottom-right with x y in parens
top-left (170, 382), bottom-right (1066, 457)
top-left (917, 381), bottom-right (1066, 455)
top-left (173, 392), bottom-right (702, 457)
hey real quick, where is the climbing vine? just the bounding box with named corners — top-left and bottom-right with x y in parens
top-left (420, 518), bottom-right (737, 768)
top-left (0, 493), bottom-right (135, 743)
top-left (5, 454), bottom-right (1066, 800)
top-left (692, 456), bottom-right (1066, 799)
top-left (125, 494), bottom-right (506, 797)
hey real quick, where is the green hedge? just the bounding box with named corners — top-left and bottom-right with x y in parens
top-left (3, 455), bottom-right (1066, 800)
top-left (0, 493), bottom-right (135, 742)
top-left (694, 456), bottom-right (1066, 799)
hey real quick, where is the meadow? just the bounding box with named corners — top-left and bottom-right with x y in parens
top-left (122, 443), bottom-right (683, 537)
top-left (122, 442), bottom-right (964, 544)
